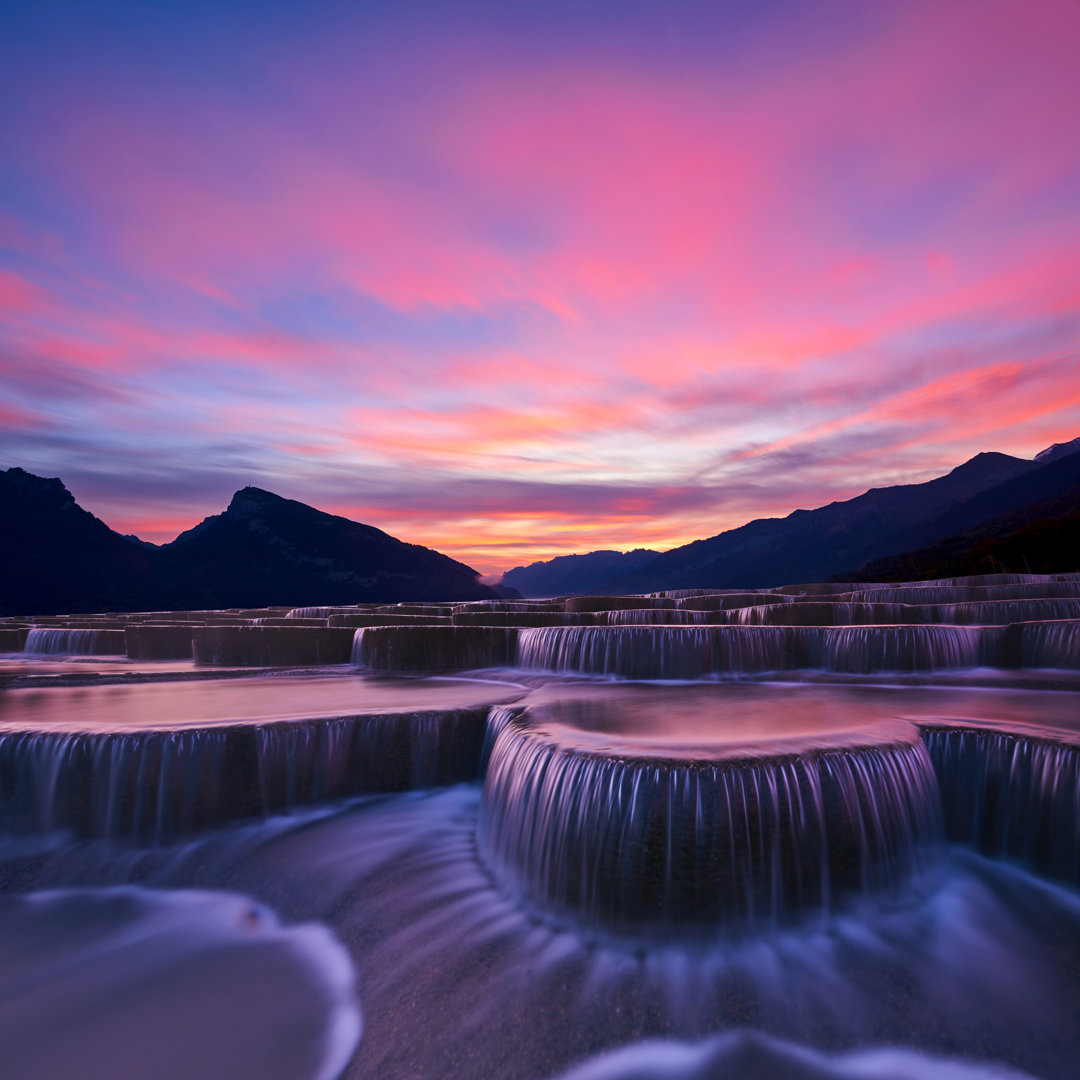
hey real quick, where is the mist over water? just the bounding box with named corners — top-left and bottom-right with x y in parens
top-left (0, 885), bottom-right (361, 1080)
top-left (3, 786), bottom-right (1078, 1080)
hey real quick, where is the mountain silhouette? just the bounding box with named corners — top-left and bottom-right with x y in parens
top-left (501, 548), bottom-right (660, 598)
top-left (0, 472), bottom-right (496, 615)
top-left (604, 441), bottom-right (1079, 592)
top-left (159, 486), bottom-right (494, 607)
top-left (0, 468), bottom-right (157, 616)
top-left (847, 451), bottom-right (1080, 580)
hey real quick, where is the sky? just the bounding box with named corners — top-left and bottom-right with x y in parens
top-left (1, 0), bottom-right (1079, 577)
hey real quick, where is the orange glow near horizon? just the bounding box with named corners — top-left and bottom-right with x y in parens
top-left (3, 0), bottom-right (1080, 578)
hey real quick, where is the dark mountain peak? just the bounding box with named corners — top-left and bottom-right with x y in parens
top-left (228, 485), bottom-right (280, 510)
top-left (1, 467), bottom-right (157, 616)
top-left (931, 451), bottom-right (1032, 498)
top-left (1, 467), bottom-right (497, 613)
top-left (1034, 436), bottom-right (1080, 464)
top-left (2, 466), bottom-right (77, 511)
top-left (226, 485), bottom-right (297, 517)
top-left (502, 547), bottom-right (661, 597)
top-left (161, 484), bottom-right (493, 604)
top-left (948, 451), bottom-right (1025, 475)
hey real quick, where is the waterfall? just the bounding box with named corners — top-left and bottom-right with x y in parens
top-left (819, 626), bottom-right (994, 673)
top-left (676, 593), bottom-right (794, 611)
top-left (375, 604), bottom-right (455, 616)
top-left (838, 582), bottom-right (1080, 605)
top-left (0, 708), bottom-right (490, 844)
top-left (452, 601), bottom-right (565, 614)
top-left (453, 611), bottom-right (597, 627)
top-left (285, 607), bottom-right (358, 619)
top-left (252, 616), bottom-right (329, 625)
top-left (923, 727), bottom-right (1080, 885)
top-left (928, 599), bottom-right (1080, 624)
top-left (516, 626), bottom-right (743, 678)
top-left (514, 625), bottom-right (1003, 678)
top-left (734, 602), bottom-right (912, 626)
top-left (478, 712), bottom-right (942, 934)
top-left (1014, 620), bottom-right (1080, 668)
top-left (564, 595), bottom-right (676, 613)
top-left (598, 609), bottom-right (715, 625)
top-left (329, 613), bottom-right (453, 626)
top-left (24, 628), bottom-right (126, 655)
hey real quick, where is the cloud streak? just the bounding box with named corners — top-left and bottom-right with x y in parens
top-left (1, 0), bottom-right (1079, 572)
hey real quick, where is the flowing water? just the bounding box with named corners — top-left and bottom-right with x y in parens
top-left (2, 576), bottom-right (1080, 1079)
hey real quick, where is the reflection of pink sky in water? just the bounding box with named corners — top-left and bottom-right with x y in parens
top-left (523, 681), bottom-right (1080, 759)
top-left (0, 675), bottom-right (523, 733)
top-left (1, 671), bottom-right (1076, 747)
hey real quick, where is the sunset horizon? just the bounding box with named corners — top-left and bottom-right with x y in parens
top-left (2, 5), bottom-right (1080, 1079)
top-left (4, 0), bottom-right (1079, 574)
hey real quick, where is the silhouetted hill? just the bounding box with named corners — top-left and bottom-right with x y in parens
top-left (1034, 436), bottom-right (1080, 464)
top-left (0, 471), bottom-right (497, 615)
top-left (160, 486), bottom-right (495, 606)
top-left (501, 548), bottom-right (660, 597)
top-left (847, 455), bottom-right (1080, 581)
top-left (606, 443), bottom-right (1077, 592)
top-left (0, 468), bottom-right (158, 615)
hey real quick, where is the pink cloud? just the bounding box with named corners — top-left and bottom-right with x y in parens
top-left (3, 0), bottom-right (1080, 573)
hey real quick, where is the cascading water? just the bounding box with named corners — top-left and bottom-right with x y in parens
top-left (598, 608), bottom-right (716, 625)
top-left (676, 593), bottom-right (795, 611)
top-left (838, 582), bottom-right (1080, 605)
top-left (924, 726), bottom-right (1080, 884)
top-left (0, 709), bottom-right (491, 843)
top-left (564, 595), bottom-right (677, 613)
top-left (453, 601), bottom-right (566, 614)
top-left (329, 612), bottom-right (454, 626)
top-left (285, 606), bottom-right (360, 619)
top-left (4, 573), bottom-right (1080, 1080)
top-left (733, 602), bottom-right (911, 625)
top-left (515, 626), bottom-right (799, 678)
top-left (1013, 620), bottom-right (1080, 668)
top-left (732, 599), bottom-right (1080, 626)
top-left (930, 599), bottom-right (1080, 623)
top-left (515, 625), bottom-right (1015, 677)
top-left (478, 705), bottom-right (943, 934)
top-left (819, 625), bottom-right (994, 673)
top-left (452, 611), bottom-right (597, 627)
top-left (24, 628), bottom-right (126, 655)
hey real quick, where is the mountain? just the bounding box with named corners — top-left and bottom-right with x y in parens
top-left (501, 548), bottom-right (660, 598)
top-left (1034, 436), bottom-right (1080, 464)
top-left (0, 470), bottom-right (496, 615)
top-left (606, 441), bottom-right (1080, 592)
top-left (847, 456), bottom-right (1080, 581)
top-left (158, 486), bottom-right (494, 607)
top-left (0, 468), bottom-right (158, 616)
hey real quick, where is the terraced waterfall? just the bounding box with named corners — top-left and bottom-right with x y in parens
top-left (2, 571), bottom-right (1080, 1079)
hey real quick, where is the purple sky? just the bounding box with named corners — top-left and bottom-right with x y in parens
top-left (2, 0), bottom-right (1079, 575)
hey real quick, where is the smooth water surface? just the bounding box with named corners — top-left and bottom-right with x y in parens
top-left (0, 674), bottom-right (524, 732)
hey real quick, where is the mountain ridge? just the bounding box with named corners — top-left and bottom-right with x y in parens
top-left (602, 441), bottom-right (1079, 593)
top-left (0, 471), bottom-right (496, 615)
top-left (501, 547), bottom-right (660, 598)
